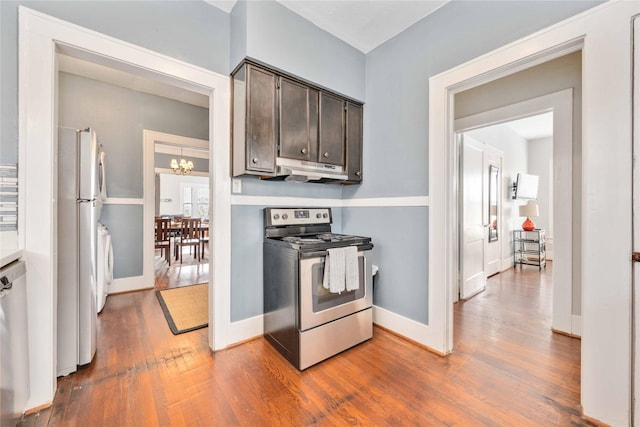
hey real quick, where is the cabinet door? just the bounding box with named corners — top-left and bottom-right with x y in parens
top-left (279, 77), bottom-right (318, 162)
top-left (246, 65), bottom-right (277, 173)
top-left (318, 92), bottom-right (345, 166)
top-left (345, 102), bottom-right (363, 182)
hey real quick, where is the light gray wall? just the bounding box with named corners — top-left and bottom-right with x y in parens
top-left (1, 0), bottom-right (229, 165)
top-left (58, 72), bottom-right (209, 279)
top-left (99, 205), bottom-right (142, 279)
top-left (456, 52), bottom-right (582, 315)
top-left (231, 205), bottom-right (343, 322)
top-left (59, 72), bottom-right (209, 197)
top-left (341, 2), bottom-right (599, 325)
top-left (238, 1), bottom-right (366, 101)
top-left (343, 207), bottom-right (428, 324)
top-left (229, 0), bottom-right (247, 72)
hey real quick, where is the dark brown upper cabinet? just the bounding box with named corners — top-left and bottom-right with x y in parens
top-left (318, 92), bottom-right (345, 166)
top-left (232, 59), bottom-right (364, 183)
top-left (232, 63), bottom-right (277, 175)
top-left (278, 77), bottom-right (318, 162)
top-left (345, 102), bottom-right (363, 182)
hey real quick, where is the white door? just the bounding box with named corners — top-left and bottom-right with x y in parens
top-left (632, 15), bottom-right (640, 423)
top-left (461, 136), bottom-right (487, 299)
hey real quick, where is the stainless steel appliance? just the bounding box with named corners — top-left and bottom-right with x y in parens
top-left (263, 207), bottom-right (373, 369)
top-left (57, 127), bottom-right (106, 376)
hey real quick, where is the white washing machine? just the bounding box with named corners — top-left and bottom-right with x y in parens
top-left (96, 223), bottom-right (114, 313)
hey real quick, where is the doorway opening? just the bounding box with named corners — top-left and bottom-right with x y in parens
top-left (457, 111), bottom-right (553, 302)
top-left (151, 135), bottom-right (210, 291)
top-left (452, 85), bottom-right (578, 341)
top-left (19, 7), bottom-right (232, 405)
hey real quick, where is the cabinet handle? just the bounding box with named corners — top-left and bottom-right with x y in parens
top-left (301, 148), bottom-right (307, 154)
top-left (355, 171), bottom-right (361, 177)
top-left (323, 152), bottom-right (329, 158)
top-left (252, 158), bottom-right (258, 164)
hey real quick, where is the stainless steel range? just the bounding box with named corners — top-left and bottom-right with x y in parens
top-left (263, 207), bottom-right (374, 370)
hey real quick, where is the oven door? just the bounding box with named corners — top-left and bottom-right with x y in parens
top-left (299, 250), bottom-right (372, 331)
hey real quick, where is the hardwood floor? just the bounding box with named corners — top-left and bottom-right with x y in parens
top-left (154, 262), bottom-right (209, 291)
top-left (19, 261), bottom-right (603, 426)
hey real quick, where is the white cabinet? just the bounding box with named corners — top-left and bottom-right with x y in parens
top-left (513, 229), bottom-right (546, 270)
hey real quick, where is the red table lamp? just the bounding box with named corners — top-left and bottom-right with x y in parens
top-left (519, 201), bottom-right (539, 231)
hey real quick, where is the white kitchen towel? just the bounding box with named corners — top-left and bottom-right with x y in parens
top-left (323, 248), bottom-right (346, 294)
top-left (344, 246), bottom-right (359, 291)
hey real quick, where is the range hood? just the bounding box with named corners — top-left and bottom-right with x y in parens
top-left (276, 157), bottom-right (348, 183)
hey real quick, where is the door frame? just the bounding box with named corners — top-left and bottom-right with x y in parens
top-left (19, 7), bottom-right (231, 409)
top-left (454, 89), bottom-right (575, 336)
top-left (632, 15), bottom-right (640, 427)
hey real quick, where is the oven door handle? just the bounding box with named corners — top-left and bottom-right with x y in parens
top-left (299, 243), bottom-right (374, 259)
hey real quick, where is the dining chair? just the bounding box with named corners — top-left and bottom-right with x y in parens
top-left (154, 217), bottom-right (172, 266)
top-left (200, 226), bottom-right (209, 260)
top-left (174, 218), bottom-right (201, 263)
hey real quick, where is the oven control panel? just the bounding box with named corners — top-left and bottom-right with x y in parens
top-left (265, 208), bottom-right (332, 226)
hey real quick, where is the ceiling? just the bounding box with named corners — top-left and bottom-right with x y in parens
top-left (504, 112), bottom-right (554, 141)
top-left (206, 0), bottom-right (449, 53)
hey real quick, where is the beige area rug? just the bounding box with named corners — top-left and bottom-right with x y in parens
top-left (156, 283), bottom-right (208, 335)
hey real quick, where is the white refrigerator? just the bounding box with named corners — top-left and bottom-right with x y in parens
top-left (57, 127), bottom-right (104, 376)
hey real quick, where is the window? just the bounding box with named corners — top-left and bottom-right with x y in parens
top-left (182, 185), bottom-right (209, 220)
top-left (197, 187), bottom-right (209, 219)
top-left (183, 186), bottom-right (193, 217)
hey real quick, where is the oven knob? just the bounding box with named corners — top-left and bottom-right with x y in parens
top-left (282, 214), bottom-right (288, 220)
top-left (322, 213), bottom-right (328, 218)
top-left (273, 214), bottom-right (280, 220)
top-left (316, 213), bottom-right (321, 219)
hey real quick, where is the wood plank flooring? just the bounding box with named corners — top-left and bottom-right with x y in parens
top-left (19, 261), bottom-right (604, 426)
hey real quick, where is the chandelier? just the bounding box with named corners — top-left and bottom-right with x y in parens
top-left (170, 148), bottom-right (194, 175)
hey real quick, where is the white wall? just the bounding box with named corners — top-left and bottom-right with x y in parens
top-left (158, 173), bottom-right (208, 216)
top-left (528, 136), bottom-right (553, 253)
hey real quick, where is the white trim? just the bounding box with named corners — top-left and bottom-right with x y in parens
top-left (372, 306), bottom-right (439, 351)
top-left (227, 314), bottom-right (264, 344)
top-left (107, 276), bottom-right (151, 295)
top-left (572, 315), bottom-right (582, 337)
top-left (429, 2), bottom-right (637, 425)
top-left (103, 198), bottom-right (144, 205)
top-left (230, 195), bottom-right (429, 207)
top-left (501, 257), bottom-right (514, 272)
top-left (19, 6), bottom-right (231, 409)
top-left (341, 196), bottom-right (429, 207)
top-left (155, 143), bottom-right (209, 159)
top-left (231, 195), bottom-right (343, 207)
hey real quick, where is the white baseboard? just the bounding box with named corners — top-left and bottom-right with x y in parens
top-left (228, 314), bottom-right (263, 345)
top-left (372, 305), bottom-right (437, 350)
top-left (108, 276), bottom-right (151, 294)
top-left (501, 256), bottom-right (514, 272)
top-left (572, 314), bottom-right (582, 337)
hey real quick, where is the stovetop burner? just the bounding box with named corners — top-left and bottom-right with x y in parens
top-left (264, 207), bottom-right (373, 252)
